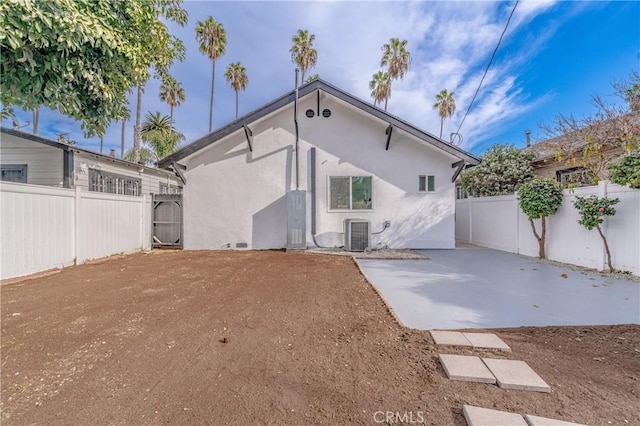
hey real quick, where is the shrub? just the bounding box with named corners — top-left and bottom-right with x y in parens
top-left (518, 178), bottom-right (563, 259)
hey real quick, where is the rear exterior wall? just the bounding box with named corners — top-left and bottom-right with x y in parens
top-left (181, 95), bottom-right (457, 250)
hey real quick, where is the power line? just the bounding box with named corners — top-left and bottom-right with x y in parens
top-left (455, 0), bottom-right (520, 135)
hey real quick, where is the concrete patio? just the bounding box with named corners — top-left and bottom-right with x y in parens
top-left (357, 245), bottom-right (640, 330)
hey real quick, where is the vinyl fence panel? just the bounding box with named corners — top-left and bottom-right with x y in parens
top-left (1, 182), bottom-right (152, 280)
top-left (456, 182), bottom-right (639, 275)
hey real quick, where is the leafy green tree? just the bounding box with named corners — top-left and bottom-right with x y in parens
top-left (159, 76), bottom-right (186, 123)
top-left (433, 89), bottom-right (456, 139)
top-left (573, 195), bottom-right (620, 272)
top-left (196, 17), bottom-right (227, 133)
top-left (459, 144), bottom-right (536, 196)
top-left (225, 62), bottom-right (249, 119)
top-left (608, 150), bottom-right (640, 189)
top-left (290, 29), bottom-right (318, 83)
top-left (369, 71), bottom-right (391, 110)
top-left (518, 178), bottom-right (563, 259)
top-left (0, 0), bottom-right (187, 138)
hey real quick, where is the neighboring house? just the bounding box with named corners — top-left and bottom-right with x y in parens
top-left (0, 127), bottom-right (182, 195)
top-left (158, 79), bottom-right (480, 250)
top-left (525, 114), bottom-right (637, 186)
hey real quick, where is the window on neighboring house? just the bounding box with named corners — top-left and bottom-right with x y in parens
top-left (1, 164), bottom-right (27, 183)
top-left (159, 182), bottom-right (183, 194)
top-left (89, 168), bottom-right (141, 196)
top-left (418, 175), bottom-right (435, 193)
top-left (556, 167), bottom-right (596, 187)
top-left (329, 176), bottom-right (372, 210)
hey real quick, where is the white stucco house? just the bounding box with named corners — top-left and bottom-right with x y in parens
top-left (158, 79), bottom-right (480, 251)
top-left (1, 127), bottom-right (182, 196)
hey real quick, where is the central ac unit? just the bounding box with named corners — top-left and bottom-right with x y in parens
top-left (344, 219), bottom-right (371, 252)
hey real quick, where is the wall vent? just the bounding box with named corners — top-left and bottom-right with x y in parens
top-left (344, 219), bottom-right (370, 252)
top-left (322, 108), bottom-right (332, 118)
top-left (305, 109), bottom-right (315, 118)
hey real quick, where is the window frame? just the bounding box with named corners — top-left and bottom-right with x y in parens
top-left (418, 174), bottom-right (436, 193)
top-left (159, 182), bottom-right (183, 194)
top-left (0, 164), bottom-right (28, 183)
top-left (327, 175), bottom-right (374, 212)
top-left (88, 168), bottom-right (142, 197)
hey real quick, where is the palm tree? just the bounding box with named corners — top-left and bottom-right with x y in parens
top-left (139, 111), bottom-right (185, 161)
top-left (224, 62), bottom-right (249, 119)
top-left (379, 38), bottom-right (410, 110)
top-left (32, 107), bottom-right (39, 134)
top-left (159, 76), bottom-right (186, 123)
top-left (132, 85), bottom-right (143, 163)
top-left (290, 29), bottom-right (318, 83)
top-left (433, 89), bottom-right (456, 139)
top-left (195, 17), bottom-right (227, 133)
top-left (369, 71), bottom-right (391, 111)
top-left (381, 38), bottom-right (411, 81)
top-left (305, 74), bottom-right (319, 83)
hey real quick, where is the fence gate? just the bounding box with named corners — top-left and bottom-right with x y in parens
top-left (152, 194), bottom-right (183, 248)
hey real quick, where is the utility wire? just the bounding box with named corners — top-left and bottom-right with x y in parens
top-left (455, 0), bottom-right (519, 135)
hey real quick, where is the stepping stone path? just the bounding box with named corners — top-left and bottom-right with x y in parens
top-left (434, 333), bottom-right (586, 424)
top-left (524, 414), bottom-right (587, 425)
top-left (438, 354), bottom-right (496, 384)
top-left (463, 405), bottom-right (528, 426)
top-left (483, 358), bottom-right (550, 393)
top-left (430, 330), bottom-right (511, 351)
top-left (463, 405), bottom-right (587, 426)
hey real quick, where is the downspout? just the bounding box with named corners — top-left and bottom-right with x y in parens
top-left (294, 68), bottom-right (300, 190)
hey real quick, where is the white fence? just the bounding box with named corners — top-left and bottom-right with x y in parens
top-left (456, 181), bottom-right (639, 275)
top-left (1, 182), bottom-right (152, 280)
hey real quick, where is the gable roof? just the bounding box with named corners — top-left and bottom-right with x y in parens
top-left (157, 79), bottom-right (480, 168)
top-left (0, 127), bottom-right (178, 178)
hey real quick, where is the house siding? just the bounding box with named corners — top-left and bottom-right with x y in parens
top-left (73, 152), bottom-right (180, 195)
top-left (180, 94), bottom-right (457, 250)
top-left (0, 133), bottom-right (64, 186)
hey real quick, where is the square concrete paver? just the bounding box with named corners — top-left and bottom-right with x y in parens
top-left (463, 332), bottom-right (511, 351)
top-left (430, 330), bottom-right (472, 346)
top-left (482, 358), bottom-right (550, 392)
top-left (525, 414), bottom-right (587, 426)
top-left (463, 405), bottom-right (528, 426)
top-left (439, 354), bottom-right (496, 384)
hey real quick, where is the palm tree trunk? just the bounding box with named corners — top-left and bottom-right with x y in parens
top-left (301, 69), bottom-right (306, 84)
top-left (170, 105), bottom-right (174, 124)
top-left (120, 119), bottom-right (126, 159)
top-left (209, 60), bottom-right (215, 132)
top-left (384, 97), bottom-right (388, 111)
top-left (235, 90), bottom-right (239, 118)
top-left (100, 135), bottom-right (104, 154)
top-left (439, 117), bottom-right (444, 139)
top-left (32, 107), bottom-right (39, 134)
top-left (133, 86), bottom-right (143, 163)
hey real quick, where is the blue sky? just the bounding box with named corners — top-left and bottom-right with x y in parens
top-left (4, 0), bottom-right (639, 157)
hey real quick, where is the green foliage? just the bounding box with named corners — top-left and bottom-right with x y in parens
top-left (0, 0), bottom-right (187, 137)
top-left (140, 111), bottom-right (184, 161)
top-left (573, 195), bottom-right (619, 231)
top-left (290, 29), bottom-right (318, 82)
top-left (608, 150), bottom-right (640, 189)
top-left (459, 144), bottom-right (536, 196)
top-left (518, 178), bottom-right (563, 219)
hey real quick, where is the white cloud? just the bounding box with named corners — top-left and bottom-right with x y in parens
top-left (4, 0), bottom-right (566, 155)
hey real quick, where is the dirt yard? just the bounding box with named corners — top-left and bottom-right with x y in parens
top-left (1, 251), bottom-right (638, 425)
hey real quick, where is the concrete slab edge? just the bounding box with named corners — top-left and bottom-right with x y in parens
top-left (352, 258), bottom-right (406, 329)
